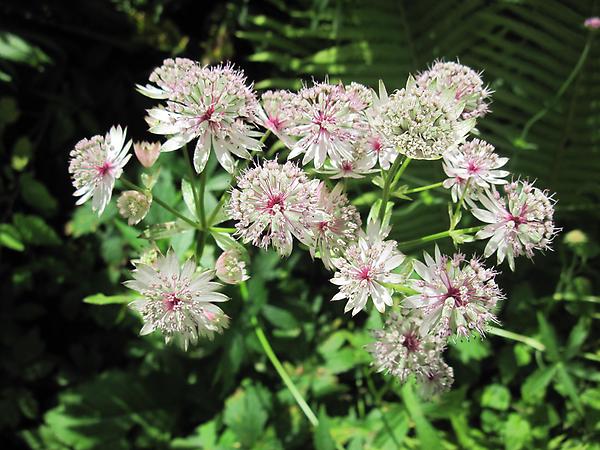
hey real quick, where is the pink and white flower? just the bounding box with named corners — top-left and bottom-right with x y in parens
top-left (215, 249), bottom-right (249, 285)
top-left (125, 250), bottom-right (230, 350)
top-left (257, 90), bottom-right (300, 147)
top-left (68, 125), bottom-right (132, 215)
top-left (139, 60), bottom-right (262, 173)
top-left (584, 17), bottom-right (600, 30)
top-left (330, 220), bottom-right (406, 315)
top-left (228, 160), bottom-right (321, 257)
top-left (133, 141), bottom-right (161, 168)
top-left (117, 190), bottom-right (152, 225)
top-left (310, 183), bottom-right (361, 270)
top-left (404, 247), bottom-right (504, 338)
top-left (287, 82), bottom-right (369, 168)
top-left (443, 139), bottom-right (509, 203)
top-left (416, 60), bottom-right (493, 119)
top-left (472, 180), bottom-right (558, 270)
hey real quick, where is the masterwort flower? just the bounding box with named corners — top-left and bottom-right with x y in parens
top-left (417, 357), bottom-right (454, 398)
top-left (228, 160), bottom-right (321, 257)
top-left (368, 310), bottom-right (449, 384)
top-left (372, 77), bottom-right (475, 160)
top-left (133, 141), bottom-right (161, 168)
top-left (257, 90), bottom-right (300, 147)
top-left (68, 125), bottom-right (132, 215)
top-left (584, 17), bottom-right (600, 30)
top-left (126, 250), bottom-right (229, 350)
top-left (139, 60), bottom-right (262, 173)
top-left (287, 81), bottom-right (369, 168)
top-left (404, 247), bottom-right (504, 338)
top-left (472, 180), bottom-right (558, 270)
top-left (443, 139), bottom-right (509, 203)
top-left (215, 249), bottom-right (250, 285)
top-left (330, 220), bottom-right (406, 315)
top-left (322, 147), bottom-right (378, 179)
top-left (310, 183), bottom-right (361, 270)
top-left (416, 60), bottom-right (492, 119)
top-left (117, 190), bottom-right (152, 225)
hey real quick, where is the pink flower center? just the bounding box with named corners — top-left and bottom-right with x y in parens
top-left (163, 292), bottom-right (182, 311)
top-left (96, 162), bottom-right (113, 177)
top-left (467, 161), bottom-right (480, 174)
top-left (265, 193), bottom-right (285, 215)
top-left (317, 221), bottom-right (329, 232)
top-left (371, 138), bottom-right (382, 153)
top-left (341, 161), bottom-right (353, 172)
top-left (200, 104), bottom-right (216, 122)
top-left (402, 333), bottom-right (420, 352)
top-left (357, 266), bottom-right (372, 282)
top-left (507, 214), bottom-right (526, 226)
top-left (267, 116), bottom-right (284, 131)
top-left (445, 286), bottom-right (466, 306)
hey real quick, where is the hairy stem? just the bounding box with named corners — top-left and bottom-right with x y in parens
top-left (120, 177), bottom-right (201, 230)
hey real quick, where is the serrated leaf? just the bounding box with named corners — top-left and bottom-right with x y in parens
top-left (223, 380), bottom-right (271, 448)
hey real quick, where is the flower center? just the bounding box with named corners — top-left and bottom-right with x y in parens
top-left (200, 104), bottom-right (216, 122)
top-left (268, 116), bottom-right (284, 131)
top-left (371, 138), bottom-right (382, 153)
top-left (357, 266), bottom-right (372, 282)
top-left (265, 193), bottom-right (285, 214)
top-left (96, 162), bottom-right (113, 177)
top-left (467, 161), bottom-right (480, 174)
top-left (507, 214), bottom-right (526, 226)
top-left (163, 292), bottom-right (182, 311)
top-left (317, 221), bottom-right (329, 232)
top-left (341, 161), bottom-right (353, 172)
top-left (445, 286), bottom-right (465, 306)
top-left (402, 332), bottom-right (420, 352)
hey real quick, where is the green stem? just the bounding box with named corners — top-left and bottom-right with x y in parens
top-left (450, 178), bottom-right (471, 230)
top-left (208, 193), bottom-right (227, 227)
top-left (487, 326), bottom-right (546, 352)
top-left (260, 130), bottom-right (271, 145)
top-left (209, 227), bottom-right (236, 233)
top-left (183, 145), bottom-right (202, 222)
top-left (120, 177), bottom-right (201, 230)
top-left (378, 156), bottom-right (408, 224)
top-left (397, 226), bottom-right (484, 250)
top-left (239, 283), bottom-right (319, 428)
top-left (390, 157), bottom-right (412, 191)
top-left (196, 169), bottom-right (208, 259)
top-left (404, 181), bottom-right (444, 195)
top-left (519, 34), bottom-right (593, 142)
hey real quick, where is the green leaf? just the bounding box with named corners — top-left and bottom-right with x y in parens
top-left (0, 223), bottom-right (24, 251)
top-left (314, 408), bottom-right (336, 450)
top-left (565, 317), bottom-right (590, 360)
top-left (223, 380), bottom-right (271, 448)
top-left (481, 384), bottom-right (511, 411)
top-left (142, 221), bottom-right (194, 240)
top-left (0, 96), bottom-right (19, 124)
top-left (521, 364), bottom-right (558, 404)
top-left (0, 32), bottom-right (52, 67)
top-left (504, 413), bottom-right (532, 450)
top-left (555, 363), bottom-right (584, 415)
top-left (262, 304), bottom-right (300, 329)
top-left (181, 179), bottom-right (197, 217)
top-left (83, 293), bottom-right (137, 306)
top-left (19, 174), bottom-right (58, 217)
top-left (401, 382), bottom-right (442, 449)
top-left (12, 213), bottom-right (61, 246)
top-left (537, 312), bottom-right (560, 361)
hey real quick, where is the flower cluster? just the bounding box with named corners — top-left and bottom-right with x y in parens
top-left (371, 77), bottom-right (475, 160)
top-left (472, 180), bottom-right (558, 270)
top-left (404, 247), bottom-right (504, 338)
top-left (368, 310), bottom-right (452, 397)
top-left (68, 125), bottom-right (132, 215)
top-left (443, 138), bottom-right (509, 203)
top-left (139, 59), bottom-right (262, 173)
top-left (416, 60), bottom-right (492, 119)
top-left (67, 57), bottom-right (560, 398)
top-left (125, 251), bottom-right (230, 350)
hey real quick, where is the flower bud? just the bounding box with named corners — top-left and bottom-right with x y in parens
top-left (584, 17), bottom-right (600, 30)
top-left (117, 190), bottom-right (152, 225)
top-left (215, 249), bottom-right (249, 285)
top-left (133, 141), bottom-right (161, 168)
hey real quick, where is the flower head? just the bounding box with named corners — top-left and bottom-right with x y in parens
top-left (443, 139), bottom-right (509, 203)
top-left (69, 125), bottom-right (132, 215)
top-left (372, 77), bottom-right (475, 160)
top-left (133, 141), bottom-right (161, 168)
top-left (323, 146), bottom-right (378, 179)
top-left (228, 160), bottom-right (321, 257)
top-left (125, 250), bottom-right (230, 350)
top-left (215, 249), bottom-right (249, 285)
top-left (330, 220), bottom-right (406, 315)
top-left (472, 180), bottom-right (558, 270)
top-left (404, 247), bottom-right (504, 338)
top-left (358, 133), bottom-right (398, 170)
top-left (367, 310), bottom-right (450, 389)
top-left (416, 60), bottom-right (492, 119)
top-left (310, 183), bottom-right (361, 269)
top-left (584, 17), bottom-right (600, 30)
top-left (117, 190), bottom-right (152, 225)
top-left (417, 357), bottom-right (454, 398)
top-left (287, 81), bottom-right (369, 168)
top-left (257, 90), bottom-right (300, 147)
top-left (139, 60), bottom-right (262, 173)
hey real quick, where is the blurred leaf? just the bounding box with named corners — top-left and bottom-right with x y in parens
top-left (19, 174), bottom-right (58, 217)
top-left (0, 223), bottom-right (24, 251)
top-left (504, 413), bottom-right (531, 450)
top-left (223, 380), bottom-right (271, 448)
top-left (481, 384), bottom-right (511, 411)
top-left (401, 382), bottom-right (442, 449)
top-left (12, 213), bottom-right (61, 246)
top-left (83, 293), bottom-right (137, 305)
top-left (0, 96), bottom-right (19, 124)
top-left (521, 365), bottom-right (558, 404)
top-left (0, 32), bottom-right (52, 67)
top-left (314, 408), bottom-right (336, 450)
